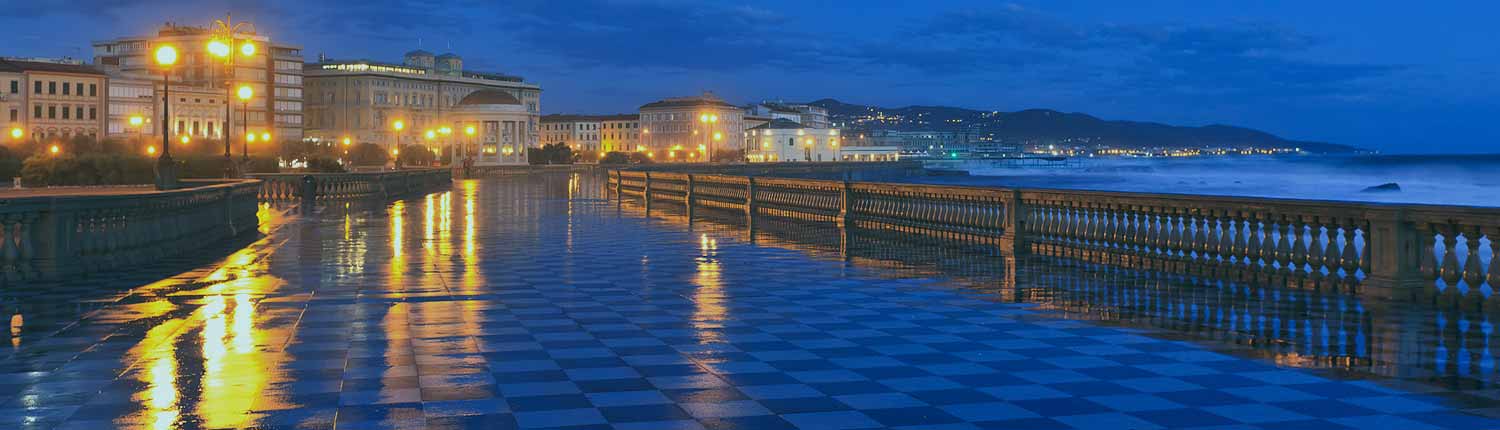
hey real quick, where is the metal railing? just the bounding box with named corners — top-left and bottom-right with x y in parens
top-left (0, 179), bottom-right (260, 284)
top-left (610, 169), bottom-right (1500, 304)
top-left (249, 168), bottom-right (452, 206)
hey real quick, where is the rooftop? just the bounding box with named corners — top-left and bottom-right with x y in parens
top-left (748, 118), bottom-right (809, 130)
top-left (541, 113), bottom-right (640, 123)
top-left (0, 59), bottom-right (106, 75)
top-left (640, 92), bottom-right (738, 110)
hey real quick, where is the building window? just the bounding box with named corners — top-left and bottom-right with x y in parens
top-left (33, 81), bottom-right (41, 94)
top-left (89, 107), bottom-right (96, 120)
top-left (8, 81), bottom-right (15, 94)
top-left (62, 82), bottom-right (70, 96)
top-left (8, 109), bottom-right (15, 121)
top-left (62, 106), bottom-right (70, 120)
top-left (33, 105), bottom-right (41, 119)
top-left (89, 84), bottom-right (97, 97)
top-left (48, 106), bottom-right (56, 119)
top-left (48, 81), bottom-right (56, 95)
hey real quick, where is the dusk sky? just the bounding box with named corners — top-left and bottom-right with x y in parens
top-left (6, 0), bottom-right (1496, 153)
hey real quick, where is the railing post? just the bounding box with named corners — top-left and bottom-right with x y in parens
top-left (745, 176), bottom-right (757, 219)
top-left (1001, 189), bottom-right (1030, 255)
top-left (300, 175), bottom-right (316, 215)
top-left (1365, 208), bottom-right (1424, 300)
top-left (643, 172), bottom-right (653, 213)
top-left (685, 174), bottom-right (695, 219)
top-left (837, 180), bottom-right (851, 228)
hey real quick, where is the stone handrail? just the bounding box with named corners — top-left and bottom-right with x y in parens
top-left (249, 168), bottom-right (452, 205)
top-left (0, 179), bottom-right (261, 284)
top-left (609, 169), bottom-right (1500, 303)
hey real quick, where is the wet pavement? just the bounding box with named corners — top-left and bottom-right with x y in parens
top-left (1, 172), bottom-right (1497, 429)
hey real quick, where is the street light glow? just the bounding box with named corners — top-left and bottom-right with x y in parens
top-left (343, 137), bottom-right (352, 146)
top-left (128, 115), bottom-right (144, 127)
top-left (147, 145), bottom-right (157, 155)
top-left (236, 85), bottom-right (253, 100)
top-left (154, 45), bottom-right (178, 66)
top-left (465, 125), bottom-right (476, 136)
top-left (8, 128), bottom-right (21, 139)
top-left (261, 132), bottom-right (270, 142)
top-left (240, 41), bottom-right (256, 57)
top-left (49, 145), bottom-right (59, 155)
top-left (392, 120), bottom-right (405, 131)
top-left (247, 133), bottom-right (256, 143)
top-left (439, 126), bottom-right (451, 135)
top-left (425, 130), bottom-right (436, 140)
top-left (181, 135), bottom-right (190, 144)
top-left (207, 39), bottom-right (232, 58)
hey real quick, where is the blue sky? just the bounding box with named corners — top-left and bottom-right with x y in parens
top-left (5, 0), bottom-right (1496, 153)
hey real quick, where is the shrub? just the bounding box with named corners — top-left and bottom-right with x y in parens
top-left (348, 143), bottom-right (390, 166)
top-left (397, 145), bottom-right (437, 167)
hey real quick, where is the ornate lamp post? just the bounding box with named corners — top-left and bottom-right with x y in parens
top-left (237, 85), bottom-right (252, 161)
top-left (208, 14), bottom-right (257, 177)
top-left (153, 44), bottom-right (179, 190)
top-left (699, 113), bottom-right (718, 163)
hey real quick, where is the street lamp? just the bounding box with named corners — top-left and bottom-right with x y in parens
top-left (237, 85), bottom-right (252, 161)
top-left (128, 115), bottom-right (144, 148)
top-left (153, 44), bottom-right (178, 190)
top-left (698, 112), bottom-right (719, 163)
top-left (208, 14), bottom-right (257, 178)
top-left (8, 127), bottom-right (21, 140)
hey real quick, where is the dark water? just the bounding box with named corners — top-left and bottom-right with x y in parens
top-left (910, 155), bottom-right (1500, 207)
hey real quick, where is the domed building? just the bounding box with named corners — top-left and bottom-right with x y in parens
top-left (449, 89), bottom-right (532, 165)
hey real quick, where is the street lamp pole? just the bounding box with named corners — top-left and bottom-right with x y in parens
top-left (237, 85), bottom-right (252, 162)
top-left (154, 45), bottom-right (178, 190)
top-left (209, 14), bottom-right (256, 178)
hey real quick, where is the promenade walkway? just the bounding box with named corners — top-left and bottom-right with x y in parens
top-left (0, 173), bottom-right (1495, 429)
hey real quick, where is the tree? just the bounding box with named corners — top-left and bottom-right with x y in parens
top-left (397, 144), bottom-right (437, 167)
top-left (600, 152), bottom-right (631, 165)
top-left (348, 142), bottom-right (390, 166)
top-left (712, 148), bottom-right (745, 163)
top-left (529, 143), bottom-right (575, 165)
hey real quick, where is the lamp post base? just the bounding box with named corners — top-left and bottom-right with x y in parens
top-left (154, 156), bottom-right (180, 190)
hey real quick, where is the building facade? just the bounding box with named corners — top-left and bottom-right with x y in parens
top-left (540, 115), bottom-right (601, 152)
top-left (744, 118), bottom-right (841, 163)
top-left (448, 90), bottom-right (531, 166)
top-left (92, 22), bottom-right (305, 143)
top-left (540, 113), bottom-right (639, 154)
top-left (639, 92), bottom-right (743, 162)
top-left (0, 59), bottom-right (108, 141)
top-left (303, 50), bottom-right (540, 151)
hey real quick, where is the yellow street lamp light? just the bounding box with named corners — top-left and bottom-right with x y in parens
top-left (181, 135), bottom-right (191, 145)
top-left (713, 132), bottom-right (722, 141)
top-left (709, 114), bottom-right (718, 123)
top-left (147, 145), bottom-right (157, 155)
top-left (239, 41), bottom-right (256, 57)
top-left (392, 120), bottom-right (405, 131)
top-left (699, 114), bottom-right (709, 123)
top-left (155, 45), bottom-right (178, 66)
top-left (49, 145), bottom-right (60, 155)
top-left (425, 130), bottom-right (436, 140)
top-left (8, 127), bottom-right (21, 140)
top-left (342, 137), bottom-right (352, 146)
top-left (207, 39), bottom-right (232, 58)
top-left (464, 125), bottom-right (476, 136)
top-left (128, 115), bottom-right (144, 127)
top-left (391, 148), bottom-right (400, 156)
top-left (236, 85), bottom-right (253, 101)
top-left (439, 126), bottom-right (452, 135)
top-left (261, 132), bottom-right (270, 142)
top-left (247, 133), bottom-right (257, 143)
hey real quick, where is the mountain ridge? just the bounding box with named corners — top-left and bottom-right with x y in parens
top-left (805, 99), bottom-right (1357, 153)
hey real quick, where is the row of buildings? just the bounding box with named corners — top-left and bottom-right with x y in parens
top-left (535, 94), bottom-right (898, 163)
top-left (6, 19), bottom-right (901, 165)
top-left (4, 21), bottom-right (544, 166)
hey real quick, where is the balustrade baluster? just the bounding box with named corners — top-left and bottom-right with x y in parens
top-left (1172, 212), bottom-right (1188, 259)
top-left (1341, 220), bottom-right (1361, 277)
top-left (1287, 218), bottom-right (1305, 273)
top-left (1440, 225), bottom-right (1462, 285)
top-left (1323, 219), bottom-right (1343, 275)
top-left (1462, 226), bottom-right (1486, 288)
top-left (1487, 227), bottom-right (1499, 291)
top-left (1306, 220), bottom-right (1327, 276)
top-left (1229, 215), bottom-right (1246, 264)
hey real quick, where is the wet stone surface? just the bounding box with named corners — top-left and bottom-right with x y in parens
top-left (0, 173), bottom-right (1497, 429)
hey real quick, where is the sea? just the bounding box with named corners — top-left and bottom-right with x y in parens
top-left (904, 154), bottom-right (1500, 207)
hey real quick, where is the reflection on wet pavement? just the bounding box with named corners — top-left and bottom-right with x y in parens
top-left (1, 172), bottom-right (1497, 429)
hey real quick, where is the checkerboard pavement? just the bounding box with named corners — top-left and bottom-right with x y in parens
top-left (1, 175), bottom-right (1497, 429)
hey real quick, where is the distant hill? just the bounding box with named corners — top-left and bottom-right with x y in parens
top-left (806, 99), bottom-right (1358, 153)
